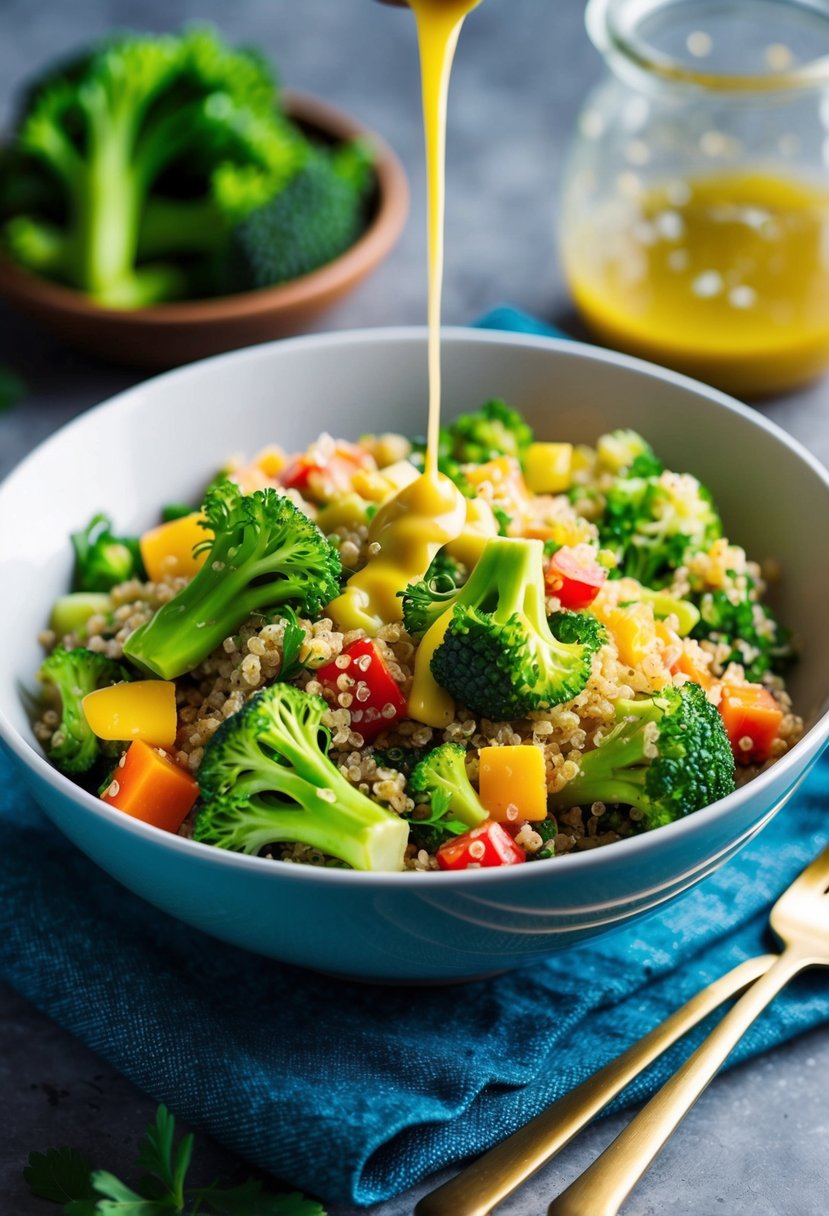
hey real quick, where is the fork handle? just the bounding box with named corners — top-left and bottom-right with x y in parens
top-left (414, 954), bottom-right (774, 1216)
top-left (548, 946), bottom-right (809, 1216)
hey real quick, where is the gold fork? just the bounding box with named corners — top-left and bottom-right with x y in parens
top-left (415, 954), bottom-right (772, 1216)
top-left (549, 842), bottom-right (829, 1216)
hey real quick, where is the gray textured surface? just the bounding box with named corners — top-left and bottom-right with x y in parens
top-left (0, 0), bottom-right (827, 1212)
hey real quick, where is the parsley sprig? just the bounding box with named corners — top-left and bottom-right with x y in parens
top-left (24, 1105), bottom-right (325, 1216)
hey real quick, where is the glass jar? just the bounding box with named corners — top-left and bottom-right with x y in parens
top-left (560, 0), bottom-right (829, 398)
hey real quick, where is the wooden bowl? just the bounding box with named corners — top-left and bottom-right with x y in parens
top-left (0, 91), bottom-right (409, 368)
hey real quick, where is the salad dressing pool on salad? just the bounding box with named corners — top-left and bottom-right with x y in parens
top-left (330, 0), bottom-right (483, 707)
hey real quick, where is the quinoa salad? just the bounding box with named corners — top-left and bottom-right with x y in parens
top-left (34, 401), bottom-right (803, 873)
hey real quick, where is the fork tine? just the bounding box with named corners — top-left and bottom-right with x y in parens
top-left (785, 843), bottom-right (829, 895)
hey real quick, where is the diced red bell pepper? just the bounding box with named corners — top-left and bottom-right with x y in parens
top-left (545, 546), bottom-right (607, 610)
top-left (280, 443), bottom-right (372, 502)
top-left (436, 821), bottom-right (526, 870)
top-left (718, 682), bottom-right (783, 765)
top-left (316, 639), bottom-right (408, 741)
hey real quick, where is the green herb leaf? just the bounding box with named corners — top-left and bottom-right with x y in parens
top-left (276, 607), bottom-right (307, 683)
top-left (24, 1146), bottom-right (95, 1203)
top-left (136, 1105), bottom-right (192, 1208)
top-left (90, 1169), bottom-right (171, 1214)
top-left (192, 1179), bottom-right (326, 1215)
top-left (0, 363), bottom-right (25, 413)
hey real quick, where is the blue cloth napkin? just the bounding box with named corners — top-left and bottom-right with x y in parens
top-left (2, 308), bottom-right (828, 1207)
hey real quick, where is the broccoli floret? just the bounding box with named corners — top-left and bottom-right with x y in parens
top-left (372, 744), bottom-right (431, 777)
top-left (71, 513), bottom-right (144, 592)
top-left (550, 683), bottom-right (735, 829)
top-left (440, 399), bottom-right (534, 467)
top-left (3, 27), bottom-right (304, 305)
top-left (123, 481), bottom-right (341, 680)
top-left (195, 683), bottom-right (408, 871)
top-left (226, 140), bottom-right (374, 289)
top-left (525, 817), bottom-right (558, 861)
top-left (400, 549), bottom-right (468, 637)
top-left (596, 429), bottom-right (664, 478)
top-left (548, 609), bottom-right (607, 651)
top-left (429, 537), bottom-right (600, 720)
top-left (691, 586), bottom-right (792, 682)
top-left (409, 742), bottom-right (488, 831)
top-left (38, 646), bottom-right (128, 773)
top-left (599, 471), bottom-right (722, 588)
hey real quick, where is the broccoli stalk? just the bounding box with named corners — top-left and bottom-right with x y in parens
top-left (123, 481), bottom-right (341, 680)
top-left (38, 647), bottom-right (128, 773)
top-left (426, 537), bottom-right (603, 720)
top-left (550, 683), bottom-right (735, 829)
top-left (5, 28), bottom-right (304, 305)
top-left (409, 742), bottom-right (488, 830)
top-left (195, 683), bottom-right (408, 871)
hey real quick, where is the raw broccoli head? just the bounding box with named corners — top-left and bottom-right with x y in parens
top-left (195, 682), bottom-right (408, 871)
top-left (71, 513), bottom-right (144, 592)
top-left (38, 646), bottom-right (128, 773)
top-left (429, 537), bottom-right (601, 721)
top-left (596, 429), bottom-right (664, 478)
top-left (409, 742), bottom-right (488, 831)
top-left (3, 27), bottom-right (305, 305)
top-left (550, 682), bottom-right (735, 829)
top-left (599, 471), bottom-right (722, 588)
top-left (691, 585), bottom-right (792, 682)
top-left (123, 481), bottom-right (341, 680)
top-left (400, 548), bottom-right (468, 637)
top-left (441, 399), bottom-right (534, 467)
top-left (226, 140), bottom-right (375, 290)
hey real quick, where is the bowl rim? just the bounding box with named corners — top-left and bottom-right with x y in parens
top-left (0, 89), bottom-right (410, 323)
top-left (2, 325), bottom-right (828, 887)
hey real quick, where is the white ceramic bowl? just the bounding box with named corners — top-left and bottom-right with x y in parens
top-left (1, 329), bottom-right (828, 982)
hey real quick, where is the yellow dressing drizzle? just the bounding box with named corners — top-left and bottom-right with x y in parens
top-left (329, 0), bottom-right (481, 652)
top-left (327, 470), bottom-right (466, 634)
top-left (407, 609), bottom-right (456, 729)
top-left (410, 0), bottom-right (482, 476)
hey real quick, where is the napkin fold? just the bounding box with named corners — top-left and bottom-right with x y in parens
top-left (2, 308), bottom-right (828, 1207)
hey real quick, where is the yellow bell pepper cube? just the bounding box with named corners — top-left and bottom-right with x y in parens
top-left (478, 745), bottom-right (548, 823)
top-left (82, 680), bottom-right (177, 749)
top-left (317, 493), bottom-right (372, 533)
top-left (253, 445), bottom-right (287, 480)
top-left (605, 603), bottom-right (657, 668)
top-left (140, 513), bottom-right (210, 584)
top-left (523, 443), bottom-right (574, 494)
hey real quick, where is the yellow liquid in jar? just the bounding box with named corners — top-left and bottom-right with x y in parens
top-left (564, 172), bottom-right (829, 398)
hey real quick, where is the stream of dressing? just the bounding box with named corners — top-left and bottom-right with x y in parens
top-left (328, 0), bottom-right (485, 660)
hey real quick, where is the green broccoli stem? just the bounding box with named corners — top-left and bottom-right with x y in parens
top-left (124, 549), bottom-right (311, 679)
top-left (454, 536), bottom-right (543, 621)
top-left (78, 119), bottom-right (140, 299)
top-left (138, 197), bottom-right (229, 260)
top-left (197, 688), bottom-right (408, 871)
top-left (550, 704), bottom-right (655, 812)
top-left (235, 769), bottom-right (407, 872)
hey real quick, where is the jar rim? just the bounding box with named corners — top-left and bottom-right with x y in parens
top-left (586, 0), bottom-right (829, 93)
